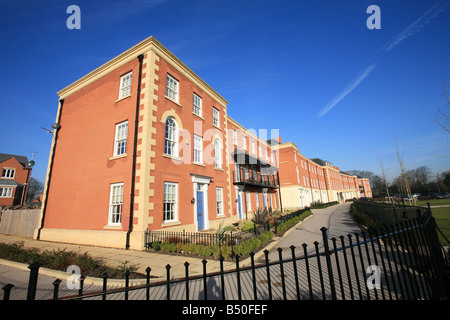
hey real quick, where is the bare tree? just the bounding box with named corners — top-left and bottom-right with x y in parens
top-left (394, 137), bottom-right (414, 204)
top-left (379, 156), bottom-right (390, 199)
top-left (433, 84), bottom-right (450, 133)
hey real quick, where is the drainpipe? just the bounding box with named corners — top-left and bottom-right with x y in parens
top-left (36, 99), bottom-right (64, 239)
top-left (272, 148), bottom-right (283, 212)
top-left (125, 54), bottom-right (144, 250)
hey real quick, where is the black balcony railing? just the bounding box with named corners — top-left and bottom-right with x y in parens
top-left (233, 167), bottom-right (279, 188)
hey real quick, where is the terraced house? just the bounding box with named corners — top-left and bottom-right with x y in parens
top-left (36, 36), bottom-right (370, 250)
top-left (273, 141), bottom-right (371, 210)
top-left (36, 36), bottom-right (282, 250)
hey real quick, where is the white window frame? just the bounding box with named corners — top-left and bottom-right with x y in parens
top-left (213, 107), bottom-right (219, 127)
top-left (255, 192), bottom-right (259, 209)
top-left (246, 191), bottom-right (251, 212)
top-left (214, 139), bottom-right (221, 168)
top-left (216, 187), bottom-right (224, 216)
top-left (242, 136), bottom-right (247, 150)
top-left (113, 121), bottom-right (128, 156)
top-left (193, 134), bottom-right (203, 164)
top-left (108, 183), bottom-right (123, 226)
top-left (0, 187), bottom-right (13, 198)
top-left (193, 93), bottom-right (202, 116)
top-left (119, 72), bottom-right (132, 99)
top-left (1, 169), bottom-right (15, 179)
top-left (251, 141), bottom-right (255, 154)
top-left (164, 117), bottom-right (178, 157)
top-left (163, 182), bottom-right (178, 222)
top-left (258, 145), bottom-right (262, 158)
top-left (166, 74), bottom-right (179, 102)
top-left (232, 130), bottom-right (237, 145)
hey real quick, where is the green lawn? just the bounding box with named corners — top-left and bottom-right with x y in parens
top-left (414, 199), bottom-right (450, 245)
top-left (415, 198), bottom-right (450, 207)
top-left (428, 206), bottom-right (450, 247)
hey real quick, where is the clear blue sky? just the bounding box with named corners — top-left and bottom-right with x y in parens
top-left (1, 0), bottom-right (449, 184)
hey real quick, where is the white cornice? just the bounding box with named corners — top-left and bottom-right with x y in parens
top-left (57, 36), bottom-right (228, 108)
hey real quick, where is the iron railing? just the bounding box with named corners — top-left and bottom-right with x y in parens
top-left (2, 205), bottom-right (448, 300)
top-left (233, 168), bottom-right (279, 188)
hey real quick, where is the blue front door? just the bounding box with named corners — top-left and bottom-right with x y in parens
top-left (237, 193), bottom-right (243, 219)
top-left (197, 190), bottom-right (204, 230)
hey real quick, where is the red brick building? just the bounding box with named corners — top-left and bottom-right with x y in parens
top-left (0, 153), bottom-right (34, 206)
top-left (36, 36), bottom-right (371, 250)
top-left (36, 37), bottom-right (280, 249)
top-left (274, 141), bottom-right (371, 209)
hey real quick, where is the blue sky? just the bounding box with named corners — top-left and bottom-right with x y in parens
top-left (1, 0), bottom-right (449, 183)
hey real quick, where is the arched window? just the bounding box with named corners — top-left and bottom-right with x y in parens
top-left (214, 139), bottom-right (221, 168)
top-left (164, 117), bottom-right (177, 156)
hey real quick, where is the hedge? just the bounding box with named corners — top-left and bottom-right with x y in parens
top-left (150, 231), bottom-right (274, 260)
top-left (276, 210), bottom-right (312, 236)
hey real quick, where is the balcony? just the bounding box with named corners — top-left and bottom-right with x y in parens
top-left (233, 167), bottom-right (279, 189)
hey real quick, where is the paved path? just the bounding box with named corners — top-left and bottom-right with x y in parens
top-left (0, 203), bottom-right (365, 300)
top-left (264, 203), bottom-right (362, 261)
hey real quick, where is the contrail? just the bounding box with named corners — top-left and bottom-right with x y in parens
top-left (385, 0), bottom-right (449, 52)
top-left (318, 0), bottom-right (449, 117)
top-left (317, 64), bottom-right (376, 117)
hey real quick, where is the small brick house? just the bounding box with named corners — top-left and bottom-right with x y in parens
top-left (0, 153), bottom-right (34, 206)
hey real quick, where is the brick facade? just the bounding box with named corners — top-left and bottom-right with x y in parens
top-left (37, 36), bottom-right (369, 250)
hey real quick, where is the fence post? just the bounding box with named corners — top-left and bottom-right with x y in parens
top-left (302, 243), bottom-right (313, 300)
top-left (277, 248), bottom-right (287, 300)
top-left (202, 259), bottom-right (208, 300)
top-left (166, 264), bottom-right (171, 300)
top-left (290, 245), bottom-right (301, 300)
top-left (2, 284), bottom-right (14, 301)
top-left (146, 267), bottom-right (151, 301)
top-left (219, 256), bottom-right (225, 300)
top-left (235, 255), bottom-right (242, 300)
top-left (102, 273), bottom-right (108, 301)
top-left (264, 250), bottom-right (272, 300)
top-left (184, 262), bottom-right (190, 300)
top-left (320, 227), bottom-right (337, 300)
top-left (250, 252), bottom-right (257, 300)
top-left (52, 279), bottom-right (62, 300)
top-left (423, 213), bottom-right (449, 299)
top-left (124, 270), bottom-right (130, 300)
top-left (26, 262), bottom-right (41, 301)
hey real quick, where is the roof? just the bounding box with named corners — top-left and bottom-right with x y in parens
top-left (310, 158), bottom-right (326, 166)
top-left (0, 179), bottom-right (22, 187)
top-left (0, 153), bottom-right (33, 169)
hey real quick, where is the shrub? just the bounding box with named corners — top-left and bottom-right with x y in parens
top-left (276, 210), bottom-right (312, 236)
top-left (259, 231), bottom-right (274, 243)
top-left (151, 241), bottom-right (161, 251)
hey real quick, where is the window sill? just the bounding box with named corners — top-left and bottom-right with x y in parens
top-left (214, 167), bottom-right (224, 171)
top-left (193, 162), bottom-right (205, 167)
top-left (163, 154), bottom-right (181, 162)
top-left (216, 214), bottom-right (226, 219)
top-left (162, 220), bottom-right (181, 228)
top-left (115, 94), bottom-right (131, 103)
top-left (165, 96), bottom-right (182, 107)
top-left (109, 154), bottom-right (127, 160)
top-left (103, 225), bottom-right (122, 230)
top-left (192, 112), bottom-right (204, 120)
top-left (212, 124), bottom-right (221, 131)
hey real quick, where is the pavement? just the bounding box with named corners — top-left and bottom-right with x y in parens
top-left (0, 203), bottom-right (359, 298)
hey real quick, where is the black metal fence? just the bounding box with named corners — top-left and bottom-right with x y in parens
top-left (352, 200), bottom-right (429, 225)
top-left (2, 204), bottom-right (449, 300)
top-left (144, 229), bottom-right (245, 251)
